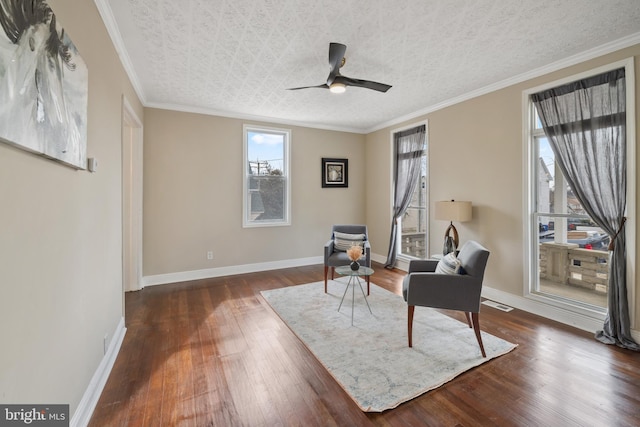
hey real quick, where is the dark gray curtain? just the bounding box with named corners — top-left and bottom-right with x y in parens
top-left (384, 125), bottom-right (426, 268)
top-left (531, 68), bottom-right (639, 351)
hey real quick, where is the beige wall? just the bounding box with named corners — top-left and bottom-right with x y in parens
top-left (143, 109), bottom-right (366, 276)
top-left (365, 44), bottom-right (640, 330)
top-left (0, 0), bottom-right (142, 416)
top-left (1, 0), bottom-right (636, 416)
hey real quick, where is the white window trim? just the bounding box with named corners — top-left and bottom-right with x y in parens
top-left (521, 57), bottom-right (636, 323)
top-left (389, 120), bottom-right (430, 262)
top-left (242, 124), bottom-right (291, 228)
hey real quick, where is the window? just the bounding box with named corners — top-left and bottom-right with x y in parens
top-left (243, 125), bottom-right (290, 227)
top-left (394, 124), bottom-right (428, 259)
top-left (524, 59), bottom-right (635, 317)
top-left (531, 112), bottom-right (609, 310)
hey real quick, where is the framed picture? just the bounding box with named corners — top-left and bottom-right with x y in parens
top-left (0, 0), bottom-right (88, 169)
top-left (322, 158), bottom-right (348, 188)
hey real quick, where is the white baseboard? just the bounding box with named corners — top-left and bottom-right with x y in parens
top-left (385, 255), bottom-right (639, 338)
top-left (142, 255), bottom-right (639, 341)
top-left (386, 254), bottom-right (617, 335)
top-left (71, 317), bottom-right (127, 427)
top-left (370, 252), bottom-right (415, 271)
top-left (483, 285), bottom-right (640, 342)
top-left (481, 286), bottom-right (605, 333)
top-left (143, 253), bottom-right (404, 289)
top-left (370, 252), bottom-right (390, 267)
top-left (142, 256), bottom-right (324, 288)
top-left (68, 257), bottom-right (638, 427)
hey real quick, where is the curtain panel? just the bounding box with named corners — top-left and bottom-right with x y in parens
top-left (384, 125), bottom-right (426, 268)
top-left (531, 68), bottom-right (638, 351)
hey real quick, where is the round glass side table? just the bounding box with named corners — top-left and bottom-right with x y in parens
top-left (334, 265), bottom-right (374, 325)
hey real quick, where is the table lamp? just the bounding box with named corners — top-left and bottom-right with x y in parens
top-left (434, 200), bottom-right (472, 254)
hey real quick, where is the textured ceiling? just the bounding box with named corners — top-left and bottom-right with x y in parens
top-left (98, 0), bottom-right (640, 133)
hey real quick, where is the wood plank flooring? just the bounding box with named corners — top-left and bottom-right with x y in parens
top-left (89, 263), bottom-right (640, 426)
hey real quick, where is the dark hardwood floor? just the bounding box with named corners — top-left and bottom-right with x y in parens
top-left (89, 263), bottom-right (640, 426)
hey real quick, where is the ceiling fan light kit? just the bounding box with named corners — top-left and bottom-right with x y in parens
top-left (288, 42), bottom-right (392, 94)
top-left (329, 82), bottom-right (346, 93)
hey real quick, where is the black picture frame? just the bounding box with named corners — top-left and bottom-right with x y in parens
top-left (322, 158), bottom-right (348, 188)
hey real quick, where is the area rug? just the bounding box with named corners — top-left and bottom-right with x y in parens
top-left (261, 279), bottom-right (517, 412)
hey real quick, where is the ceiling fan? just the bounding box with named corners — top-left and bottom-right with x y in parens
top-left (287, 42), bottom-right (392, 94)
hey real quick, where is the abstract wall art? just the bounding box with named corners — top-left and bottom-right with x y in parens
top-left (0, 0), bottom-right (88, 169)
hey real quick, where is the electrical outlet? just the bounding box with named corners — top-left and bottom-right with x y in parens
top-left (207, 251), bottom-right (213, 260)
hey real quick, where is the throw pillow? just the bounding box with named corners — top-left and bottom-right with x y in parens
top-left (435, 252), bottom-right (462, 275)
top-left (333, 232), bottom-right (366, 251)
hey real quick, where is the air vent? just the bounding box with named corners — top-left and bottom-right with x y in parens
top-left (482, 300), bottom-right (514, 312)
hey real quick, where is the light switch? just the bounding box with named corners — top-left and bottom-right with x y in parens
top-left (87, 157), bottom-right (98, 172)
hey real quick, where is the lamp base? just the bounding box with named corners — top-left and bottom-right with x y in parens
top-left (443, 222), bottom-right (459, 255)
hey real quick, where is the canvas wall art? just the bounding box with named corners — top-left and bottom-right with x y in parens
top-left (0, 0), bottom-right (88, 169)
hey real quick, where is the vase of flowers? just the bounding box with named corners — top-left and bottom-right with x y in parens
top-left (347, 245), bottom-right (363, 271)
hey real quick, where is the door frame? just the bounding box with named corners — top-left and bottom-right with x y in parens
top-left (122, 96), bottom-right (143, 295)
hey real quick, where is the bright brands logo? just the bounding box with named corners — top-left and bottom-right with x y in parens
top-left (0, 405), bottom-right (68, 426)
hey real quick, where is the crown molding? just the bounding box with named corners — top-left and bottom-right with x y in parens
top-left (144, 102), bottom-right (366, 134)
top-left (93, 0), bottom-right (147, 105)
top-left (366, 31), bottom-right (640, 133)
top-left (93, 1), bottom-right (640, 136)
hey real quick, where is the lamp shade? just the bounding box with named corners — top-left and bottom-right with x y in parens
top-left (434, 200), bottom-right (472, 222)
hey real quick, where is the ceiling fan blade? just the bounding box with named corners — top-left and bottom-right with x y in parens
top-left (286, 84), bottom-right (329, 90)
top-left (336, 75), bottom-right (392, 93)
top-left (287, 43), bottom-right (392, 93)
top-left (327, 42), bottom-right (347, 83)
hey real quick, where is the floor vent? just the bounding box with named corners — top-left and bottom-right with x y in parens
top-left (482, 300), bottom-right (514, 312)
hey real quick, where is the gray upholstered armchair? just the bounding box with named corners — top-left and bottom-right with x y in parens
top-left (402, 240), bottom-right (490, 357)
top-left (324, 224), bottom-right (371, 294)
